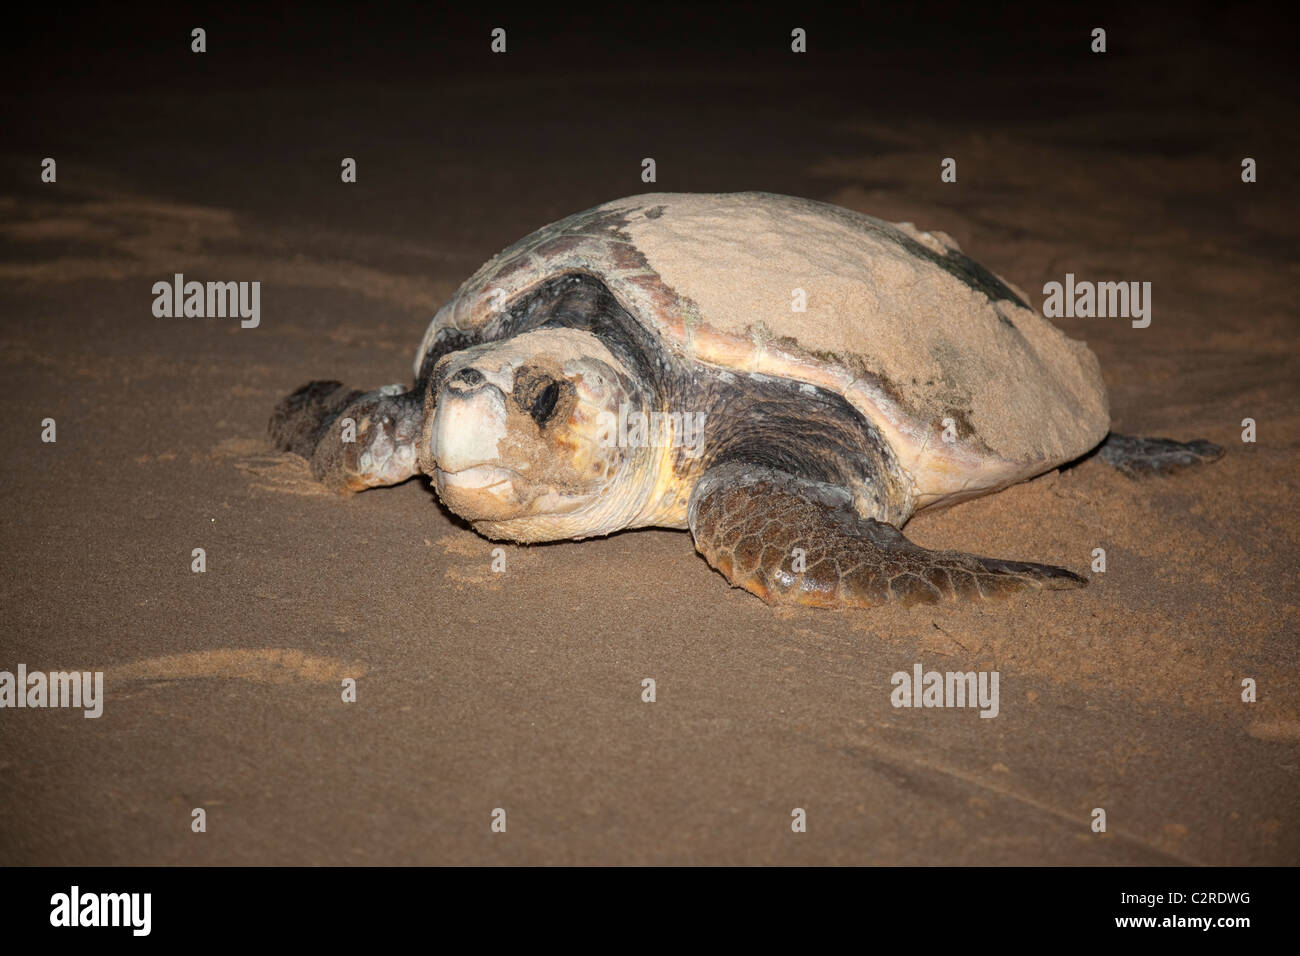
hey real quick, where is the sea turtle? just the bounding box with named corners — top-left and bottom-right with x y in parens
top-left (269, 192), bottom-right (1222, 609)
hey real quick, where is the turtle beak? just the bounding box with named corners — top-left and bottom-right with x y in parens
top-left (429, 363), bottom-right (525, 520)
top-left (434, 367), bottom-right (508, 472)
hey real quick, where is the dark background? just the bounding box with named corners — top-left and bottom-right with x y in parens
top-left (5, 2), bottom-right (1296, 288)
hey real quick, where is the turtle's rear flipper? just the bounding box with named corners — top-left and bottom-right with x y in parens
top-left (269, 380), bottom-right (424, 493)
top-left (688, 463), bottom-right (1085, 610)
top-left (1097, 433), bottom-right (1224, 478)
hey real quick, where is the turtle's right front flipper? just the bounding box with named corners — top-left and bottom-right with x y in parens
top-left (688, 462), bottom-right (1086, 609)
top-left (269, 380), bottom-right (425, 493)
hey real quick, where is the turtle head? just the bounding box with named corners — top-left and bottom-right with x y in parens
top-left (424, 328), bottom-right (663, 541)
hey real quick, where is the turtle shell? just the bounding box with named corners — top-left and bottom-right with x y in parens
top-left (416, 192), bottom-right (1109, 511)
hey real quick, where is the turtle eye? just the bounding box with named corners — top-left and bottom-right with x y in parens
top-left (528, 379), bottom-right (561, 426)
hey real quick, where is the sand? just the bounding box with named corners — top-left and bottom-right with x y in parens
top-left (1, 7), bottom-right (1296, 865)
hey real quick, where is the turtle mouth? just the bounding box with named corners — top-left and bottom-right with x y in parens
top-left (434, 462), bottom-right (595, 526)
top-left (434, 463), bottom-right (527, 523)
top-left (436, 463), bottom-right (519, 491)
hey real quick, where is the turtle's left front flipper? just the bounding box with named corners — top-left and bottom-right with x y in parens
top-left (688, 462), bottom-right (1085, 609)
top-left (269, 380), bottom-right (425, 492)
